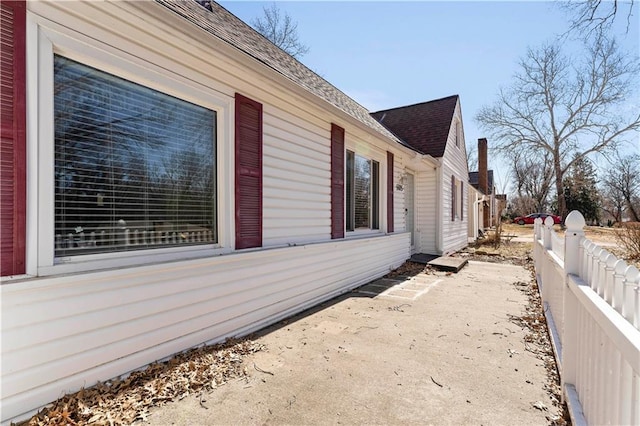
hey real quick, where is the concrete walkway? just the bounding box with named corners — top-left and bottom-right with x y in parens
top-left (145, 261), bottom-right (556, 425)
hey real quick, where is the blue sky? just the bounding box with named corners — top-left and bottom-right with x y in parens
top-left (220, 1), bottom-right (639, 192)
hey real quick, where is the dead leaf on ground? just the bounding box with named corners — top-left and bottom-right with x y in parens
top-left (24, 339), bottom-right (264, 426)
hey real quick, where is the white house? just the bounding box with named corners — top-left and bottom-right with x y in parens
top-left (372, 96), bottom-right (470, 255)
top-left (0, 1), bottom-right (468, 422)
top-left (468, 184), bottom-right (485, 241)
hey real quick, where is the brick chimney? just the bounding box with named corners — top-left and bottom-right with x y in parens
top-left (478, 138), bottom-right (490, 228)
top-left (478, 138), bottom-right (488, 195)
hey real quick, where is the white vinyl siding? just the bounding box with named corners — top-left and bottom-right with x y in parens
top-left (393, 156), bottom-right (406, 233)
top-left (440, 100), bottom-right (469, 254)
top-left (262, 107), bottom-right (331, 247)
top-left (4, 2), bottom-right (416, 423)
top-left (416, 169), bottom-right (437, 254)
top-left (1, 232), bottom-right (410, 423)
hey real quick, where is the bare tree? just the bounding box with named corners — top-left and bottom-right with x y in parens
top-left (511, 150), bottom-right (555, 213)
top-left (560, 0), bottom-right (636, 37)
top-left (476, 32), bottom-right (640, 220)
top-left (508, 195), bottom-right (539, 217)
top-left (466, 143), bottom-right (478, 172)
top-left (600, 181), bottom-right (626, 223)
top-left (602, 154), bottom-right (640, 221)
top-left (252, 3), bottom-right (309, 59)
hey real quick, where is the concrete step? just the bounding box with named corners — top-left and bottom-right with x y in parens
top-left (427, 256), bottom-right (468, 273)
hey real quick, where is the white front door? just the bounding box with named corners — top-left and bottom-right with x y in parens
top-left (405, 173), bottom-right (415, 251)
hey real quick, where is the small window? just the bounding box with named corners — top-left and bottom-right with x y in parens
top-left (455, 120), bottom-right (461, 148)
top-left (54, 55), bottom-right (217, 257)
top-left (346, 151), bottom-right (379, 231)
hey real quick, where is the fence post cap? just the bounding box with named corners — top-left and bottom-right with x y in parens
top-left (534, 217), bottom-right (543, 225)
top-left (599, 249), bottom-right (610, 261)
top-left (625, 265), bottom-right (640, 283)
top-left (606, 255), bottom-right (619, 269)
top-left (615, 259), bottom-right (628, 275)
top-left (544, 216), bottom-right (554, 227)
top-left (565, 210), bottom-right (585, 231)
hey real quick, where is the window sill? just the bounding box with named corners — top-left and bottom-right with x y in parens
top-left (38, 244), bottom-right (229, 277)
top-left (345, 229), bottom-right (384, 240)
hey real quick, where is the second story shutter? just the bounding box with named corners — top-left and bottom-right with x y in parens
top-left (451, 175), bottom-right (456, 222)
top-left (461, 181), bottom-right (464, 221)
top-left (235, 93), bottom-right (262, 249)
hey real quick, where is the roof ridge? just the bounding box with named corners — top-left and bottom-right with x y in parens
top-left (155, 0), bottom-right (417, 152)
top-left (210, 1), bottom-right (359, 111)
top-left (371, 94), bottom-right (459, 115)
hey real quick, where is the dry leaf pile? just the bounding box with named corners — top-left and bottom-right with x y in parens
top-left (24, 339), bottom-right (264, 426)
top-left (384, 261), bottom-right (433, 278)
top-left (510, 264), bottom-right (569, 426)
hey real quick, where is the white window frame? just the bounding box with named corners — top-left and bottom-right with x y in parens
top-left (27, 19), bottom-right (234, 276)
top-left (344, 142), bottom-right (385, 237)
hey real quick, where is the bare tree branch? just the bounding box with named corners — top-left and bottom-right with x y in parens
top-left (559, 0), bottom-right (635, 37)
top-left (475, 31), bottom-right (640, 219)
top-left (252, 3), bottom-right (309, 59)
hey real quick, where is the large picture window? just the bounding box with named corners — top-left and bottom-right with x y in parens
top-left (54, 55), bottom-right (216, 257)
top-left (346, 150), bottom-right (379, 231)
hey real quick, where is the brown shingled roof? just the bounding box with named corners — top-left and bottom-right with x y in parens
top-left (371, 95), bottom-right (459, 158)
top-left (154, 0), bottom-right (414, 151)
top-left (469, 170), bottom-right (494, 195)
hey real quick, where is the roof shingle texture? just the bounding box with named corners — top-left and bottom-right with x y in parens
top-left (155, 0), bottom-right (412, 150)
top-left (469, 170), bottom-right (494, 195)
top-left (371, 95), bottom-right (459, 158)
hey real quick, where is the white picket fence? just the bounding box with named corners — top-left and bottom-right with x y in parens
top-left (533, 211), bottom-right (640, 426)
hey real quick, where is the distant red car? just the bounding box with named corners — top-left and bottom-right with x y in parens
top-left (513, 213), bottom-right (561, 225)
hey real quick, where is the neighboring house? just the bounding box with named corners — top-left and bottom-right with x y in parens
top-left (469, 169), bottom-right (495, 228)
top-left (0, 1), bottom-right (467, 422)
top-left (469, 170), bottom-right (507, 229)
top-left (467, 184), bottom-right (485, 241)
top-left (371, 95), bottom-right (470, 255)
top-left (469, 138), bottom-right (501, 229)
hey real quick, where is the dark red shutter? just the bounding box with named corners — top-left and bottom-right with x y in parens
top-left (451, 175), bottom-right (456, 221)
top-left (235, 93), bottom-right (262, 249)
top-left (330, 124), bottom-right (344, 239)
top-left (1, 1), bottom-right (26, 276)
top-left (460, 181), bottom-right (464, 221)
top-left (387, 151), bottom-right (394, 233)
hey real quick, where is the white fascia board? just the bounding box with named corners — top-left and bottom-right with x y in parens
top-left (406, 153), bottom-right (440, 171)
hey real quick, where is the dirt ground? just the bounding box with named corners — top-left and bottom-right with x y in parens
top-left (499, 222), bottom-right (621, 245)
top-left (470, 223), bottom-right (628, 256)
